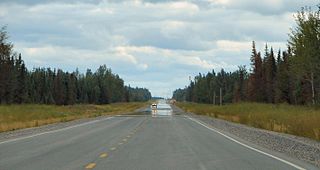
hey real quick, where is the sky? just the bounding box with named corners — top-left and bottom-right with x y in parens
top-left (0, 0), bottom-right (318, 97)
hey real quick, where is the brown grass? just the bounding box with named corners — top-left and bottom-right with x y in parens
top-left (0, 102), bottom-right (147, 132)
top-left (177, 102), bottom-right (320, 141)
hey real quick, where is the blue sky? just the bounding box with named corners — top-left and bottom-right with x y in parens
top-left (0, 0), bottom-right (318, 97)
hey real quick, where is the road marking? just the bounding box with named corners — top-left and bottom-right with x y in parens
top-left (110, 147), bottom-right (116, 151)
top-left (99, 153), bottom-right (108, 158)
top-left (122, 138), bottom-right (127, 142)
top-left (118, 142), bottom-right (123, 145)
top-left (127, 135), bottom-right (131, 138)
top-left (114, 115), bottom-right (147, 117)
top-left (186, 116), bottom-right (306, 170)
top-left (0, 117), bottom-right (114, 145)
top-left (85, 163), bottom-right (96, 169)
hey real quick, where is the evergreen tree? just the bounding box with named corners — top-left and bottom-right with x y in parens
top-left (233, 66), bottom-right (247, 102)
top-left (275, 49), bottom-right (293, 103)
top-left (14, 54), bottom-right (27, 103)
top-left (265, 47), bottom-right (277, 103)
top-left (66, 73), bottom-right (77, 105)
top-left (53, 69), bottom-right (66, 105)
top-left (248, 41), bottom-right (264, 102)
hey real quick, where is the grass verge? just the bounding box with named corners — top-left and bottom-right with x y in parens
top-left (177, 102), bottom-right (320, 141)
top-left (0, 102), bottom-right (148, 132)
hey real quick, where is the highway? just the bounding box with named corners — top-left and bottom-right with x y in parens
top-left (0, 101), bottom-right (317, 170)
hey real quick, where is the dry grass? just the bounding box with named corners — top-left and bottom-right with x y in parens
top-left (177, 102), bottom-right (320, 141)
top-left (0, 102), bottom-right (147, 132)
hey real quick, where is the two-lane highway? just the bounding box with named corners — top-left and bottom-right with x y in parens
top-left (0, 101), bottom-right (317, 170)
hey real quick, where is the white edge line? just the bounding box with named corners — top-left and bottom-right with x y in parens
top-left (0, 117), bottom-right (114, 145)
top-left (186, 116), bottom-right (306, 170)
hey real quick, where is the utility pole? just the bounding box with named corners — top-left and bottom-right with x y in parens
top-left (219, 87), bottom-right (222, 106)
top-left (212, 76), bottom-right (215, 105)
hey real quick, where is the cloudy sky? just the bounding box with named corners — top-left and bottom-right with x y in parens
top-left (0, 0), bottom-right (318, 97)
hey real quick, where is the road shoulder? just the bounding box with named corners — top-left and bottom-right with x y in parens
top-left (172, 105), bottom-right (320, 169)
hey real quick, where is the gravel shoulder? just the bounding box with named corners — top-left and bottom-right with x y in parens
top-left (172, 105), bottom-right (320, 168)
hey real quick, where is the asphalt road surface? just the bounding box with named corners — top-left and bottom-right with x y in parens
top-left (0, 101), bottom-right (317, 170)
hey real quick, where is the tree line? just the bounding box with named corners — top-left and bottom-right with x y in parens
top-left (0, 27), bottom-right (151, 105)
top-left (173, 6), bottom-right (320, 105)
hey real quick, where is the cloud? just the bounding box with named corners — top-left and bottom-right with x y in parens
top-left (114, 46), bottom-right (149, 70)
top-left (216, 40), bottom-right (251, 52)
top-left (164, 1), bottom-right (199, 14)
top-left (1, 0), bottom-right (318, 96)
top-left (207, 0), bottom-right (318, 15)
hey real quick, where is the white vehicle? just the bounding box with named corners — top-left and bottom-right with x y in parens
top-left (151, 103), bottom-right (157, 109)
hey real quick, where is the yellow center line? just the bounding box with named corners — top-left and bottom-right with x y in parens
top-left (85, 163), bottom-right (96, 169)
top-left (110, 147), bottom-right (117, 150)
top-left (99, 153), bottom-right (108, 158)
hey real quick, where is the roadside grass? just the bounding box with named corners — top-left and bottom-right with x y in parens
top-left (0, 102), bottom-right (148, 132)
top-left (177, 102), bottom-right (320, 141)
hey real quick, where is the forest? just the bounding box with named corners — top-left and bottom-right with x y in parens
top-left (0, 27), bottom-right (151, 105)
top-left (173, 7), bottom-right (320, 105)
